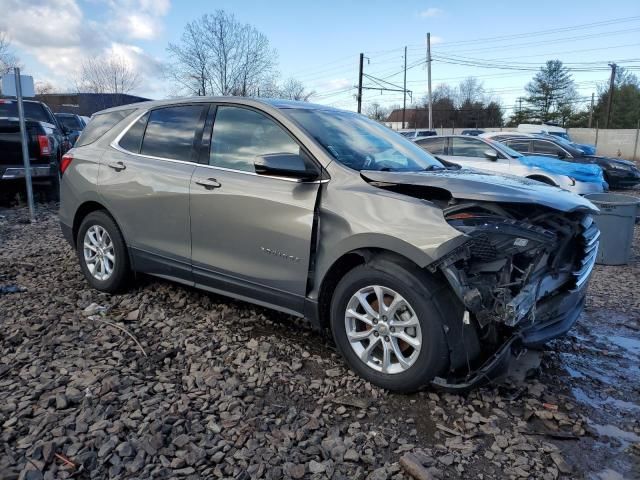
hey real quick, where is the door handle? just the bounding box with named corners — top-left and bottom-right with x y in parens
top-left (107, 161), bottom-right (126, 172)
top-left (195, 177), bottom-right (221, 190)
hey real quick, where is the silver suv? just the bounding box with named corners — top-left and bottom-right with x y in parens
top-left (59, 98), bottom-right (599, 392)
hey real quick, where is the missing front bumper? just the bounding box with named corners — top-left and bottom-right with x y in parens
top-left (431, 283), bottom-right (587, 392)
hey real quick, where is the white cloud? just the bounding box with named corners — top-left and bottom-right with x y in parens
top-left (430, 35), bottom-right (444, 45)
top-left (107, 0), bottom-right (170, 40)
top-left (419, 7), bottom-right (443, 18)
top-left (0, 0), bottom-right (170, 95)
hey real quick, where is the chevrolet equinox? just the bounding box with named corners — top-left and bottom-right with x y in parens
top-left (59, 98), bottom-right (599, 392)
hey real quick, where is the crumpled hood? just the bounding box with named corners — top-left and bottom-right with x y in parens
top-left (361, 169), bottom-right (599, 213)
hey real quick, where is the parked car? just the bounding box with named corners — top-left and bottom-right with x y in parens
top-left (398, 129), bottom-right (437, 139)
top-left (461, 129), bottom-right (485, 136)
top-left (55, 113), bottom-right (86, 147)
top-left (496, 135), bottom-right (640, 189)
top-left (0, 98), bottom-right (69, 194)
top-left (415, 135), bottom-right (606, 194)
top-left (518, 123), bottom-right (596, 155)
top-left (60, 98), bottom-right (599, 392)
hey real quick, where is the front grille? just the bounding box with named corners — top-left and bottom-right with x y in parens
top-left (470, 234), bottom-right (498, 261)
top-left (573, 215), bottom-right (600, 288)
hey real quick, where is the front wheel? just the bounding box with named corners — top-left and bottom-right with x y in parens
top-left (330, 263), bottom-right (450, 392)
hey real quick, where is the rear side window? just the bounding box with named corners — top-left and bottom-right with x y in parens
top-left (210, 106), bottom-right (300, 173)
top-left (118, 113), bottom-right (149, 154)
top-left (76, 109), bottom-right (135, 147)
top-left (57, 115), bottom-right (83, 130)
top-left (140, 105), bottom-right (205, 161)
top-left (416, 137), bottom-right (445, 155)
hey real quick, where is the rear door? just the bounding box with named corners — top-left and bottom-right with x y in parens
top-left (442, 137), bottom-right (510, 175)
top-left (99, 104), bottom-right (207, 281)
top-left (190, 104), bottom-right (321, 315)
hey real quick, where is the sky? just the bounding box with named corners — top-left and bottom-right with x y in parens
top-left (1, 0), bottom-right (639, 120)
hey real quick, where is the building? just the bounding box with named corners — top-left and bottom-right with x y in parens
top-left (385, 108), bottom-right (422, 130)
top-left (35, 93), bottom-right (150, 117)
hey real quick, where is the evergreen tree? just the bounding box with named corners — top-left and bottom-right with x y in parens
top-left (525, 60), bottom-right (577, 122)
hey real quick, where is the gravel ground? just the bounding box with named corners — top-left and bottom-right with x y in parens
top-left (1, 201), bottom-right (639, 480)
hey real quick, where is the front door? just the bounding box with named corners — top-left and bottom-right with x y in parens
top-left (190, 105), bottom-right (321, 315)
top-left (442, 137), bottom-right (511, 175)
top-left (99, 104), bottom-right (207, 280)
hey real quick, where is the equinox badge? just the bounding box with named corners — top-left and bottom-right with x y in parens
top-left (260, 247), bottom-right (301, 263)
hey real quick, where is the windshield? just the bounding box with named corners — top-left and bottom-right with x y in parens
top-left (487, 139), bottom-right (522, 158)
top-left (287, 109), bottom-right (444, 172)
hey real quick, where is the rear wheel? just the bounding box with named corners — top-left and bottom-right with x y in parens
top-left (77, 211), bottom-right (130, 293)
top-left (330, 262), bottom-right (450, 392)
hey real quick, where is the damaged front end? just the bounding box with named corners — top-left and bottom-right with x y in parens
top-left (429, 201), bottom-right (600, 390)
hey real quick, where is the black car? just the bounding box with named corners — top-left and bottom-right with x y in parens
top-left (55, 113), bottom-right (86, 147)
top-left (496, 135), bottom-right (640, 189)
top-left (461, 129), bottom-right (485, 136)
top-left (0, 98), bottom-right (70, 196)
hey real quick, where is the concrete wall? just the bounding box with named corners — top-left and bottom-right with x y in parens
top-left (386, 122), bottom-right (640, 162)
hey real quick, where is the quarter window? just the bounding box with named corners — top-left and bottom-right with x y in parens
top-left (119, 113), bottom-right (148, 154)
top-left (140, 105), bottom-right (205, 161)
top-left (450, 137), bottom-right (491, 157)
top-left (210, 106), bottom-right (300, 173)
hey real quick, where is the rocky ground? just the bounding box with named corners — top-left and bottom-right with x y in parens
top-left (0, 200), bottom-right (639, 480)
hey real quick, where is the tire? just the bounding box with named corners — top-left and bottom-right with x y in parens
top-left (330, 261), bottom-right (451, 392)
top-left (76, 210), bottom-right (130, 293)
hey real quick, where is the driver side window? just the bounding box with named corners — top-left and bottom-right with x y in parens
top-left (533, 140), bottom-right (564, 157)
top-left (450, 137), bottom-right (492, 158)
top-left (210, 106), bottom-right (301, 173)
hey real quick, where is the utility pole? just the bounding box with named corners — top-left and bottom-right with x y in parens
top-left (427, 33), bottom-right (433, 130)
top-left (357, 53), bottom-right (364, 113)
top-left (588, 92), bottom-right (594, 128)
top-left (605, 63), bottom-right (617, 129)
top-left (402, 46), bottom-right (407, 129)
top-left (14, 68), bottom-right (36, 223)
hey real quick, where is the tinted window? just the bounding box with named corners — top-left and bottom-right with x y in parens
top-left (416, 130), bottom-right (436, 137)
top-left (141, 105), bottom-right (205, 161)
top-left (505, 140), bottom-right (530, 153)
top-left (450, 137), bottom-right (491, 157)
top-left (76, 109), bottom-right (135, 147)
top-left (57, 115), bottom-right (83, 130)
top-left (210, 106), bottom-right (300, 173)
top-left (533, 140), bottom-right (564, 156)
top-left (416, 137), bottom-right (445, 155)
top-left (0, 100), bottom-right (51, 123)
top-left (119, 113), bottom-right (148, 154)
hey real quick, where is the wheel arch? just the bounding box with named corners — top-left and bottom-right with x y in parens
top-left (72, 201), bottom-right (124, 248)
top-left (315, 248), bottom-right (428, 332)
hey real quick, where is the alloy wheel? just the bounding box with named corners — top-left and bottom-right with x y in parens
top-left (83, 225), bottom-right (116, 281)
top-left (344, 285), bottom-right (422, 374)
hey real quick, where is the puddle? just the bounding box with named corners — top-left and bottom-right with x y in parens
top-left (589, 423), bottom-right (640, 448)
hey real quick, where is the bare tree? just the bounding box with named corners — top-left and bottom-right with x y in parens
top-left (0, 32), bottom-right (19, 75)
top-left (167, 10), bottom-right (277, 97)
top-left (35, 81), bottom-right (56, 95)
top-left (277, 78), bottom-right (314, 101)
top-left (457, 77), bottom-right (485, 106)
top-left (76, 53), bottom-right (140, 95)
top-left (364, 102), bottom-right (389, 121)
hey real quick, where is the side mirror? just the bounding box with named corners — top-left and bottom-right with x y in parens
top-left (254, 153), bottom-right (318, 180)
top-left (557, 150), bottom-right (567, 159)
top-left (483, 150), bottom-right (499, 162)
